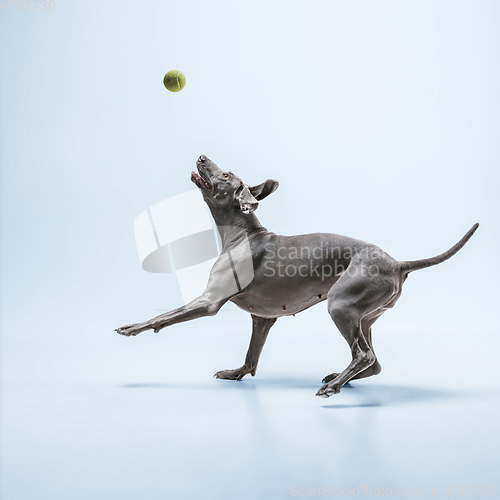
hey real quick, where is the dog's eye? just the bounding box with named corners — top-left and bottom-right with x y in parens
top-left (223, 173), bottom-right (229, 179)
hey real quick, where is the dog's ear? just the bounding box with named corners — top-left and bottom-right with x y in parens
top-left (248, 179), bottom-right (279, 201)
top-left (238, 186), bottom-right (259, 214)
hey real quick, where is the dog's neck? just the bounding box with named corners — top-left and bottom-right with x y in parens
top-left (208, 206), bottom-right (266, 250)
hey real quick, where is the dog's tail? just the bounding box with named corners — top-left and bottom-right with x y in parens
top-left (399, 223), bottom-right (479, 274)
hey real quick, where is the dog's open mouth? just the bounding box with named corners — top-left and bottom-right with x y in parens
top-left (191, 171), bottom-right (211, 190)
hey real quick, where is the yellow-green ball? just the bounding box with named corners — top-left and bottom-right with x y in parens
top-left (163, 70), bottom-right (186, 92)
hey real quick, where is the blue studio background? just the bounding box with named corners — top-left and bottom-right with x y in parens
top-left (1, 1), bottom-right (499, 499)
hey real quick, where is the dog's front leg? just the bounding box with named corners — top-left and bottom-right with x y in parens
top-left (116, 294), bottom-right (227, 337)
top-left (214, 315), bottom-right (277, 380)
top-left (116, 245), bottom-right (242, 337)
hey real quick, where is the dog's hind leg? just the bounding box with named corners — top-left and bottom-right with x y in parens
top-left (214, 315), bottom-right (277, 381)
top-left (317, 264), bottom-right (397, 397)
top-left (322, 310), bottom-right (383, 384)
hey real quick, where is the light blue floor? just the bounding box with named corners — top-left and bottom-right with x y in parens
top-left (2, 2), bottom-right (499, 498)
top-left (2, 305), bottom-right (498, 499)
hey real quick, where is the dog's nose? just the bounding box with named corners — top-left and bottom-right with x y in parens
top-left (198, 155), bottom-right (207, 163)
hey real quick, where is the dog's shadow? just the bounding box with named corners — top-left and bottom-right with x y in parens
top-left (120, 377), bottom-right (318, 392)
top-left (320, 383), bottom-right (464, 409)
top-left (119, 379), bottom-right (489, 408)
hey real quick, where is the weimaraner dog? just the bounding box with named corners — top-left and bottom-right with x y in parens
top-left (116, 155), bottom-right (479, 397)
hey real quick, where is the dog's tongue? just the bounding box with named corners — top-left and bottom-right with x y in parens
top-left (191, 171), bottom-right (210, 190)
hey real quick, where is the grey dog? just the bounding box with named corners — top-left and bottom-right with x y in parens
top-left (116, 155), bottom-right (479, 397)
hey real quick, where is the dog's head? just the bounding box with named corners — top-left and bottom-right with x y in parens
top-left (191, 155), bottom-right (278, 215)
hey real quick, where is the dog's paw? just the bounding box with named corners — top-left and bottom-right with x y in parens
top-left (214, 367), bottom-right (249, 381)
top-left (115, 323), bottom-right (145, 337)
top-left (322, 372), bottom-right (340, 384)
top-left (316, 382), bottom-right (342, 398)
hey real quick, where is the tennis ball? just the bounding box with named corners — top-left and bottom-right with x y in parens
top-left (163, 70), bottom-right (186, 92)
